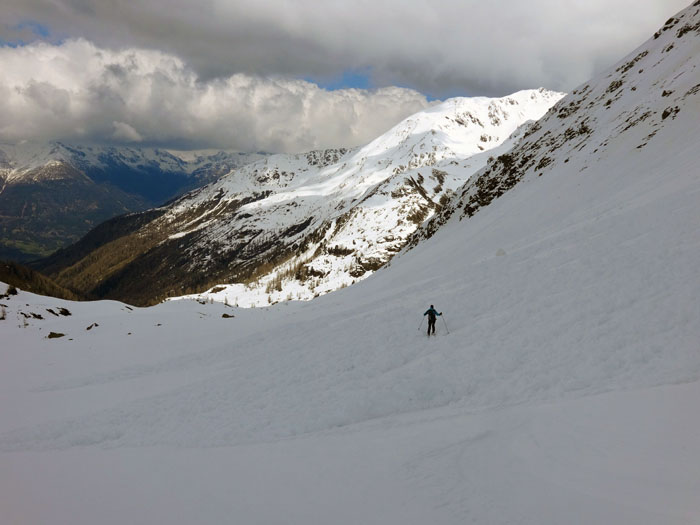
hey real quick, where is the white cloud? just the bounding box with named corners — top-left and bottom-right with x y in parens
top-left (0, 40), bottom-right (432, 152)
top-left (0, 1), bottom-right (689, 151)
top-left (112, 121), bottom-right (143, 142)
top-left (0, 0), bottom-right (691, 97)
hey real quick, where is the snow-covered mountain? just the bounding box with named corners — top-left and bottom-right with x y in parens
top-left (0, 142), bottom-right (265, 183)
top-left (0, 143), bottom-right (265, 260)
top-left (2, 4), bottom-right (700, 524)
top-left (36, 88), bottom-right (562, 305)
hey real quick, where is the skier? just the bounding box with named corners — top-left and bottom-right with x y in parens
top-left (423, 304), bottom-right (442, 336)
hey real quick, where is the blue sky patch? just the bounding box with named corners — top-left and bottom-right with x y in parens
top-left (16, 21), bottom-right (51, 38)
top-left (309, 68), bottom-right (373, 91)
top-left (1, 20), bottom-right (52, 47)
top-left (306, 68), bottom-right (445, 100)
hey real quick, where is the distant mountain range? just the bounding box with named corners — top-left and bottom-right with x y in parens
top-left (33, 89), bottom-right (563, 305)
top-left (0, 143), bottom-right (265, 260)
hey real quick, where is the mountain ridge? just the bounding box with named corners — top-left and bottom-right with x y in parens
top-left (35, 88), bottom-right (563, 305)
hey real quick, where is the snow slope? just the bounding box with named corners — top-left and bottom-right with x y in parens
top-left (2, 3), bottom-right (700, 523)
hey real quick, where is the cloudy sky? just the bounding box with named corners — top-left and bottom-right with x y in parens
top-left (0, 0), bottom-right (690, 153)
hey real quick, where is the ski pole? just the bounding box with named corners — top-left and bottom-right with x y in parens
top-left (441, 315), bottom-right (449, 334)
top-left (418, 317), bottom-right (424, 331)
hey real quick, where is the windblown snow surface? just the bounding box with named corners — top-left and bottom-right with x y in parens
top-left (2, 4), bottom-right (700, 524)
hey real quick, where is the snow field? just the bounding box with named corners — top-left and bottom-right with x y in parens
top-left (1, 5), bottom-right (699, 520)
top-left (1, 93), bottom-right (699, 521)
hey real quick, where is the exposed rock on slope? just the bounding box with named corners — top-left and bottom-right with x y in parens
top-left (409, 1), bottom-right (700, 247)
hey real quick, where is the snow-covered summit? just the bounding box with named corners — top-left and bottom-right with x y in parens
top-left (358, 88), bottom-right (562, 162)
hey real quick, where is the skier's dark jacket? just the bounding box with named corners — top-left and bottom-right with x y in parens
top-left (424, 307), bottom-right (441, 320)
